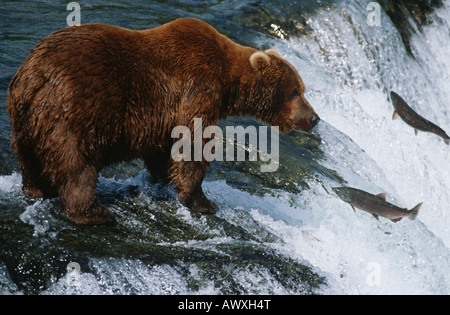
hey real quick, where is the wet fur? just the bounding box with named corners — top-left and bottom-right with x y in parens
top-left (7, 18), bottom-right (317, 224)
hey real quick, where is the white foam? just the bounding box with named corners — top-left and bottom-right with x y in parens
top-left (0, 172), bottom-right (22, 193)
top-left (43, 259), bottom-right (191, 295)
top-left (250, 0), bottom-right (450, 294)
top-left (19, 200), bottom-right (56, 237)
top-left (248, 180), bottom-right (450, 295)
top-left (0, 264), bottom-right (22, 295)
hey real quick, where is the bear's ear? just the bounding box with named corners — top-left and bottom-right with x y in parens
top-left (265, 49), bottom-right (281, 58)
top-left (249, 51), bottom-right (271, 71)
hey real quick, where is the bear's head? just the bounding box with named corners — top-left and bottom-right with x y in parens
top-left (248, 49), bottom-right (320, 133)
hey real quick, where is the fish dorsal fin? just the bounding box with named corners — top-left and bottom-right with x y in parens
top-left (372, 214), bottom-right (379, 220)
top-left (376, 193), bottom-right (386, 202)
top-left (392, 111), bottom-right (398, 120)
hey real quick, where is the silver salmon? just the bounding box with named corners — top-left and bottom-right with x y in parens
top-left (391, 91), bottom-right (450, 145)
top-left (332, 187), bottom-right (422, 223)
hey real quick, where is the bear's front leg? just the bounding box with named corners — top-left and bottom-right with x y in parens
top-left (170, 160), bottom-right (218, 215)
top-left (59, 165), bottom-right (116, 225)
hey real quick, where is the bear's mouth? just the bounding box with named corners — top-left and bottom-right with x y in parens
top-left (293, 115), bottom-right (320, 134)
top-left (294, 118), bottom-right (312, 134)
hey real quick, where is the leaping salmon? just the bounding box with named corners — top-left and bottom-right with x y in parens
top-left (390, 91), bottom-right (450, 145)
top-left (332, 187), bottom-right (422, 223)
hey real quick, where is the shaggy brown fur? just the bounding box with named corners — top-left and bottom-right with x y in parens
top-left (7, 18), bottom-right (319, 224)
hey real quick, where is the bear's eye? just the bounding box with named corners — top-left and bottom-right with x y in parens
top-left (290, 89), bottom-right (300, 99)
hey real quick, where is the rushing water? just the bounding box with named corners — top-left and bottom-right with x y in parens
top-left (1, 0), bottom-right (449, 294)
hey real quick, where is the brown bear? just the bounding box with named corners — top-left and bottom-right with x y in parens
top-left (7, 18), bottom-right (320, 225)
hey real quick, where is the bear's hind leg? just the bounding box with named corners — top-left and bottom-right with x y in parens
top-left (21, 168), bottom-right (44, 198)
top-left (59, 165), bottom-right (116, 225)
top-left (15, 142), bottom-right (57, 199)
top-left (21, 166), bottom-right (58, 199)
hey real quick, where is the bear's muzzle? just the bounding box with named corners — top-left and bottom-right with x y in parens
top-left (294, 114), bottom-right (320, 133)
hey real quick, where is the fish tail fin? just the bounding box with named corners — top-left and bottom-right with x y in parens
top-left (408, 202), bottom-right (423, 220)
top-left (444, 137), bottom-right (449, 145)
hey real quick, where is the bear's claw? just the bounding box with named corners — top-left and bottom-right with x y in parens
top-left (63, 202), bottom-right (117, 225)
top-left (183, 195), bottom-right (219, 215)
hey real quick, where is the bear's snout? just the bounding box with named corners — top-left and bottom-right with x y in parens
top-left (294, 113), bottom-right (320, 133)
